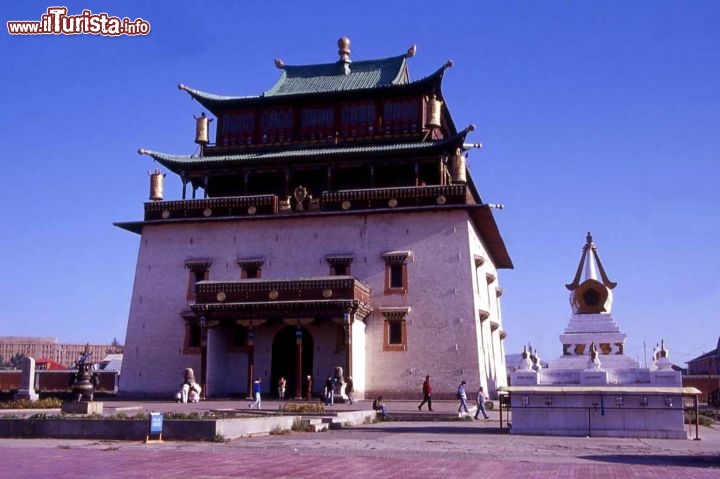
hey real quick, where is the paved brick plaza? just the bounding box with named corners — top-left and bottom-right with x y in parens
top-left (0, 400), bottom-right (717, 478)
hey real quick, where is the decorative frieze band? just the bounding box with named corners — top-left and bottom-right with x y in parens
top-left (325, 254), bottom-right (354, 267)
top-left (379, 307), bottom-right (411, 321)
top-left (236, 257), bottom-right (265, 269)
top-left (185, 258), bottom-right (213, 272)
top-left (382, 250), bottom-right (412, 265)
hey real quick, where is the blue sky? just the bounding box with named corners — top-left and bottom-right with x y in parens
top-left (2, 1), bottom-right (718, 367)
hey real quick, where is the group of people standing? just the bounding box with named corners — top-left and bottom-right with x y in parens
top-left (246, 374), bottom-right (355, 409)
top-left (177, 369), bottom-right (490, 419)
top-left (417, 375), bottom-right (490, 420)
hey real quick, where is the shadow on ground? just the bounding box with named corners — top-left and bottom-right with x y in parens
top-left (350, 425), bottom-right (507, 435)
top-left (580, 454), bottom-right (720, 468)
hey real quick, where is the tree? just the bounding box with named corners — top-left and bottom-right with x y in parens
top-left (9, 352), bottom-right (26, 369)
top-left (108, 337), bottom-right (124, 354)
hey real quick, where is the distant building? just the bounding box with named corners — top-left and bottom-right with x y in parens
top-left (0, 337), bottom-right (117, 368)
top-left (687, 337), bottom-right (720, 375)
top-left (683, 337), bottom-right (720, 405)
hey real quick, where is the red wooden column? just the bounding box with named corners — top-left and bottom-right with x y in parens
top-left (247, 326), bottom-right (255, 398)
top-left (294, 326), bottom-right (303, 399)
top-left (199, 317), bottom-right (208, 399)
top-left (344, 311), bottom-right (353, 379)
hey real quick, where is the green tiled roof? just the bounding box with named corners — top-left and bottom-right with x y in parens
top-left (178, 59), bottom-right (452, 113)
top-left (139, 131), bottom-right (469, 174)
top-left (266, 55), bottom-right (408, 96)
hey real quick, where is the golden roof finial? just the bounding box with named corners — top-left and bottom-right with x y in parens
top-left (274, 58), bottom-right (285, 69)
top-left (406, 44), bottom-right (417, 58)
top-left (338, 36), bottom-right (351, 62)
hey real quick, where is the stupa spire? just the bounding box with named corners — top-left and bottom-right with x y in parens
top-left (566, 232), bottom-right (617, 291)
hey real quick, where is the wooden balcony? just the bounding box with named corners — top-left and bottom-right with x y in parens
top-left (191, 276), bottom-right (372, 320)
top-left (144, 195), bottom-right (279, 221)
top-left (320, 184), bottom-right (469, 210)
top-left (143, 185), bottom-right (470, 222)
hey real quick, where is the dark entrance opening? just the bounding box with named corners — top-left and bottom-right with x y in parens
top-left (271, 326), bottom-right (314, 399)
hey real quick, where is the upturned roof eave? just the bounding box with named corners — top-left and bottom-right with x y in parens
top-left (138, 129), bottom-right (471, 176)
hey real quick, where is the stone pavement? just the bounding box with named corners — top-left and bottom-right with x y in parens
top-left (0, 398), bottom-right (718, 478)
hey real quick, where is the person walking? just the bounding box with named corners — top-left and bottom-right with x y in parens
top-left (324, 376), bottom-right (334, 405)
top-left (248, 377), bottom-right (262, 409)
top-left (418, 375), bottom-right (433, 411)
top-left (474, 386), bottom-right (490, 420)
top-left (345, 376), bottom-right (354, 405)
top-left (457, 380), bottom-right (469, 414)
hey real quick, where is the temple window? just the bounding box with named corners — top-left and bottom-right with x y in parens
top-left (340, 101), bottom-right (376, 137)
top-left (237, 257), bottom-right (265, 279)
top-left (381, 307), bottom-right (410, 351)
top-left (383, 251), bottom-right (411, 294)
top-left (388, 321), bottom-right (403, 344)
top-left (183, 321), bottom-right (202, 354)
top-left (260, 107), bottom-right (294, 143)
top-left (474, 255), bottom-right (486, 295)
top-left (301, 107), bottom-right (335, 140)
top-left (389, 265), bottom-right (403, 288)
top-left (326, 254), bottom-right (354, 276)
top-left (185, 259), bottom-right (212, 303)
top-left (382, 98), bottom-right (419, 134)
top-left (221, 110), bottom-right (255, 146)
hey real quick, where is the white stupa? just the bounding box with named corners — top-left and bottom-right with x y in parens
top-left (502, 233), bottom-right (699, 439)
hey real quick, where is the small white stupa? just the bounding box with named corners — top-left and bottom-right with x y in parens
top-left (503, 233), bottom-right (699, 439)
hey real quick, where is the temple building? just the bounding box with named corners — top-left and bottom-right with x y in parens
top-left (116, 38), bottom-right (512, 400)
top-left (503, 233), bottom-right (698, 439)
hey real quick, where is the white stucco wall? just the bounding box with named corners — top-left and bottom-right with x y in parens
top-left (121, 209), bottom-right (508, 399)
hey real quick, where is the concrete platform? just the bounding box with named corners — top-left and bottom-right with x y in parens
top-left (0, 398), bottom-right (716, 477)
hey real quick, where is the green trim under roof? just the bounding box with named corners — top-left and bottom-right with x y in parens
top-left (139, 130), bottom-right (470, 175)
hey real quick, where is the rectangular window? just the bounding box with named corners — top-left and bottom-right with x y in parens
top-left (474, 256), bottom-right (485, 295)
top-left (185, 260), bottom-right (212, 303)
top-left (383, 251), bottom-right (410, 295)
top-left (331, 264), bottom-right (349, 276)
top-left (388, 321), bottom-right (403, 344)
top-left (326, 254), bottom-right (353, 277)
top-left (186, 269), bottom-right (207, 302)
top-left (183, 322), bottom-right (202, 354)
top-left (381, 308), bottom-right (410, 351)
top-left (382, 317), bottom-right (408, 351)
top-left (389, 264), bottom-right (403, 288)
top-left (243, 266), bottom-right (261, 279)
top-left (237, 258), bottom-right (265, 279)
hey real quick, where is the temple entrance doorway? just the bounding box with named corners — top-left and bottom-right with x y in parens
top-left (271, 326), bottom-right (314, 399)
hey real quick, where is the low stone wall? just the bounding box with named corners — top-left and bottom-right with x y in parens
top-left (0, 410), bottom-right (377, 441)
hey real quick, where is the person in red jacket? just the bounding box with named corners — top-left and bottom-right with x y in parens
top-left (417, 375), bottom-right (433, 411)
